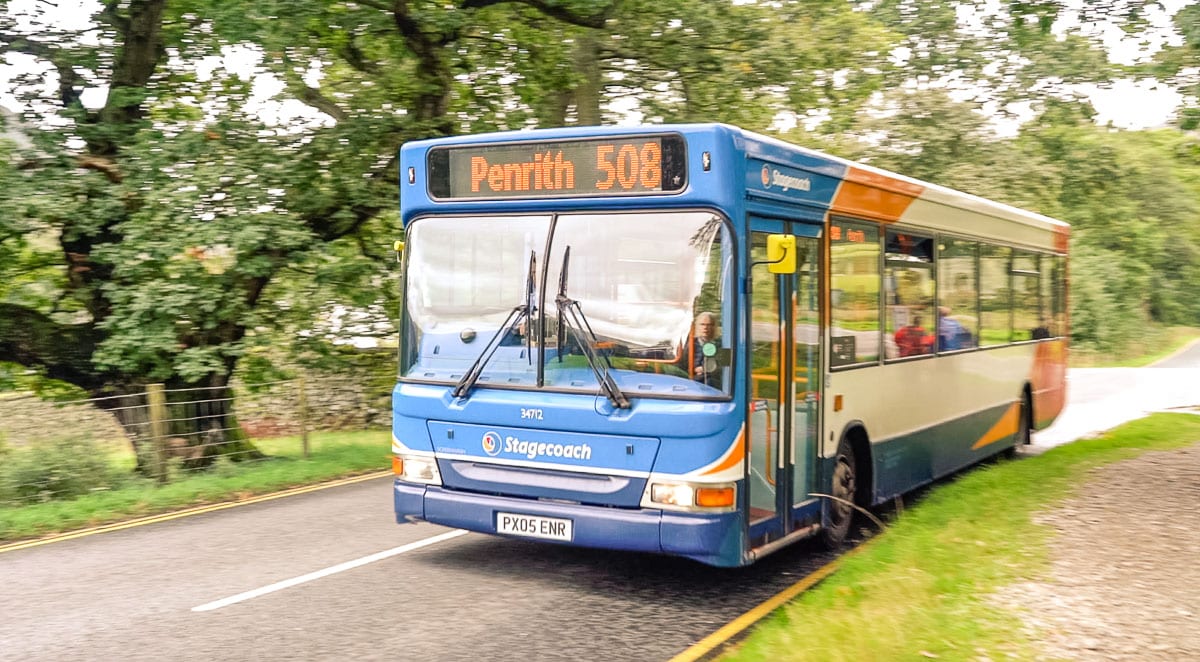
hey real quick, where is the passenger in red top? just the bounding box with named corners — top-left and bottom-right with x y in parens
top-left (895, 315), bottom-right (933, 357)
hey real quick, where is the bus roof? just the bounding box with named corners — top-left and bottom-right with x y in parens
top-left (400, 123), bottom-right (1069, 247)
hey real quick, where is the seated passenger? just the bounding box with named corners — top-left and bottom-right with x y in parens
top-left (894, 315), bottom-right (933, 357)
top-left (937, 306), bottom-right (971, 351)
top-left (1031, 318), bottom-right (1051, 340)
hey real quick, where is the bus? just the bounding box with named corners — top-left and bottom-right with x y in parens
top-left (391, 123), bottom-right (1068, 567)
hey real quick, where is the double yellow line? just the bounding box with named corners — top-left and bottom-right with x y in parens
top-left (0, 470), bottom-right (392, 554)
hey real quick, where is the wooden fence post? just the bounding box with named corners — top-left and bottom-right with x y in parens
top-left (298, 376), bottom-right (310, 459)
top-left (147, 383), bottom-right (169, 484)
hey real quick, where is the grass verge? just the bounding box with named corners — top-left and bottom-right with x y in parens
top-left (720, 413), bottom-right (1200, 662)
top-left (1071, 325), bottom-right (1200, 367)
top-left (0, 429), bottom-right (390, 543)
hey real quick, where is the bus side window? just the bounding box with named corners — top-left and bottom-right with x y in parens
top-left (1012, 251), bottom-right (1039, 342)
top-left (830, 219), bottom-right (881, 366)
top-left (979, 244), bottom-right (1012, 346)
top-left (937, 237), bottom-right (980, 352)
top-left (1052, 255), bottom-right (1067, 337)
top-left (884, 231), bottom-right (935, 360)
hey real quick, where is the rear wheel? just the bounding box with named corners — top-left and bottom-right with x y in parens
top-left (819, 436), bottom-right (857, 549)
top-left (1005, 395), bottom-right (1033, 458)
top-left (1018, 394), bottom-right (1032, 445)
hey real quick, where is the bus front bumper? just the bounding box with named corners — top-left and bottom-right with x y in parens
top-left (394, 481), bottom-right (744, 566)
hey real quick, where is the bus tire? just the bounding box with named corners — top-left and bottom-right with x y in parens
top-left (1005, 393), bottom-right (1033, 458)
top-left (819, 436), bottom-right (857, 549)
top-left (1018, 390), bottom-right (1033, 445)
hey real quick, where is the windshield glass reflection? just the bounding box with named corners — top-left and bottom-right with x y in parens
top-left (402, 211), bottom-right (733, 399)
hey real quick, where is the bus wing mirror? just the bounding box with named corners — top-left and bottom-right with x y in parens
top-left (766, 235), bottom-right (796, 274)
top-left (393, 240), bottom-right (405, 263)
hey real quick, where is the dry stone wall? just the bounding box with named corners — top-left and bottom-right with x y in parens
top-left (0, 376), bottom-right (391, 450)
top-left (0, 394), bottom-right (127, 447)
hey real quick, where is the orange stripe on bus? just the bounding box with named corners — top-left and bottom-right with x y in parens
top-left (702, 426), bottom-right (747, 475)
top-left (831, 167), bottom-right (924, 223)
top-left (972, 402), bottom-right (1020, 450)
top-left (1030, 339), bottom-right (1068, 426)
top-left (1054, 225), bottom-right (1071, 253)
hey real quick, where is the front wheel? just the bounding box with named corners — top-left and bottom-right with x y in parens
top-left (819, 437), bottom-right (857, 549)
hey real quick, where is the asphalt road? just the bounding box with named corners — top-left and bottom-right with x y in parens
top-left (1032, 339), bottom-right (1200, 449)
top-left (3, 342), bottom-right (1196, 662)
top-left (1154, 337), bottom-right (1200, 368)
top-left (0, 477), bottom-right (847, 662)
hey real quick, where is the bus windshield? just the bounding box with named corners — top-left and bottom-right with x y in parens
top-left (402, 211), bottom-right (734, 399)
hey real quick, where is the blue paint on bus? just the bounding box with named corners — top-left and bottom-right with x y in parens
top-left (392, 123), bottom-right (1068, 566)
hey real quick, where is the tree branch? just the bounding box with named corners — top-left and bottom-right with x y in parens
top-left (0, 303), bottom-right (104, 390)
top-left (94, 0), bottom-right (167, 154)
top-left (0, 33), bottom-right (88, 109)
top-left (98, 0), bottom-right (131, 34)
top-left (340, 36), bottom-right (382, 75)
top-left (292, 84), bottom-right (348, 122)
top-left (461, 0), bottom-right (615, 29)
top-left (75, 154), bottom-right (124, 183)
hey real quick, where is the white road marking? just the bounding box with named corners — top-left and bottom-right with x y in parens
top-left (192, 529), bottom-right (469, 612)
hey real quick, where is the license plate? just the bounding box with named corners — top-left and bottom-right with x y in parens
top-left (496, 512), bottom-right (573, 542)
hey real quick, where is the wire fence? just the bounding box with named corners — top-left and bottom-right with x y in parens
top-left (0, 377), bottom-right (391, 506)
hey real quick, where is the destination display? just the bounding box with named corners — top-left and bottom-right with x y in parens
top-left (427, 134), bottom-right (687, 199)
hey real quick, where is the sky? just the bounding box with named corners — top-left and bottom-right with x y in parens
top-left (1056, 0), bottom-right (1189, 129)
top-left (0, 0), bottom-right (1194, 135)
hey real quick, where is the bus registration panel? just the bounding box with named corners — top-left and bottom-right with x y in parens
top-left (496, 512), bottom-right (573, 542)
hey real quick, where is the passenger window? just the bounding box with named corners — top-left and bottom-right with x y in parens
top-left (979, 245), bottom-right (1012, 346)
top-left (1012, 251), bottom-right (1040, 342)
top-left (1051, 255), bottom-right (1067, 337)
top-left (830, 219), bottom-right (881, 367)
top-left (884, 231), bottom-right (935, 359)
top-left (936, 238), bottom-right (978, 352)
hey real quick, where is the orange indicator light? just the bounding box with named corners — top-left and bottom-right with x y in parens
top-left (392, 456), bottom-right (404, 476)
top-left (696, 487), bottom-right (735, 508)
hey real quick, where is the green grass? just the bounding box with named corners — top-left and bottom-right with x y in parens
top-left (721, 413), bottom-right (1200, 662)
top-left (1071, 326), bottom-right (1200, 367)
top-left (0, 430), bottom-right (391, 543)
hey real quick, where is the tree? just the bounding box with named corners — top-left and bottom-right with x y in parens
top-left (0, 0), bottom-right (616, 467)
top-left (600, 0), bottom-right (894, 130)
top-left (1154, 2), bottom-right (1200, 129)
top-left (4, 0), bottom-right (1199, 470)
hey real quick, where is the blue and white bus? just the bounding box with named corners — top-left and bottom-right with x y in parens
top-left (391, 124), bottom-right (1069, 567)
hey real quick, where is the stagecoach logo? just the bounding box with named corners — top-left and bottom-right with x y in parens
top-left (760, 165), bottom-right (812, 193)
top-left (482, 431), bottom-right (503, 456)
top-left (479, 431), bottom-right (594, 461)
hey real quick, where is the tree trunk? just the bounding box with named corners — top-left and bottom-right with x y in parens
top-left (574, 33), bottom-right (604, 125)
top-left (90, 376), bottom-right (266, 477)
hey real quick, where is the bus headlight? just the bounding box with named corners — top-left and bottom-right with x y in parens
top-left (393, 454), bottom-right (442, 485)
top-left (646, 481), bottom-right (736, 511)
top-left (651, 483), bottom-right (694, 507)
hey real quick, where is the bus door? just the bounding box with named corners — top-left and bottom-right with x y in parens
top-left (747, 219), bottom-right (822, 543)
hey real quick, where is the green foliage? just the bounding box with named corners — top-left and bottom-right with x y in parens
top-left (1030, 127), bottom-right (1200, 344)
top-left (0, 365), bottom-right (90, 401)
top-left (840, 89), bottom-right (1200, 351)
top-left (608, 0), bottom-right (894, 131)
top-left (0, 430), bottom-right (389, 541)
top-left (0, 436), bottom-right (124, 505)
top-left (3, 0), bottom-right (1200, 394)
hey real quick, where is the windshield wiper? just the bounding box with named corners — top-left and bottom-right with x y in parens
top-left (452, 251), bottom-right (537, 399)
top-left (554, 246), bottom-right (630, 409)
